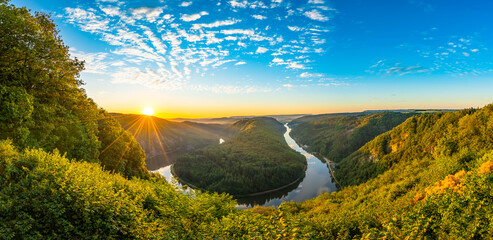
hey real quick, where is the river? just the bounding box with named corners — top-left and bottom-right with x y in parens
top-left (153, 123), bottom-right (337, 208)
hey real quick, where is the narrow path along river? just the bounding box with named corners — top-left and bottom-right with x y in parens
top-left (153, 123), bottom-right (337, 208)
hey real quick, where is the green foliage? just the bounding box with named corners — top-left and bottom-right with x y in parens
top-left (0, 1), bottom-right (147, 178)
top-left (338, 106), bottom-right (493, 187)
top-left (174, 117), bottom-right (306, 196)
top-left (291, 112), bottom-right (415, 164)
top-left (0, 140), bottom-right (238, 239)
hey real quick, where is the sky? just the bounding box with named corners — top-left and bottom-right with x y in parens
top-left (11, 0), bottom-right (493, 118)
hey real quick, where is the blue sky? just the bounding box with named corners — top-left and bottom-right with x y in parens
top-left (11, 0), bottom-right (493, 118)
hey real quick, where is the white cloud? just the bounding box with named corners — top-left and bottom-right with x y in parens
top-left (180, 1), bottom-right (192, 7)
top-left (65, 7), bottom-right (109, 33)
top-left (100, 6), bottom-right (121, 17)
top-left (287, 62), bottom-right (306, 69)
top-left (212, 59), bottom-right (235, 67)
top-left (64, 0), bottom-right (333, 91)
top-left (304, 9), bottom-right (329, 21)
top-left (192, 19), bottom-right (240, 29)
top-left (288, 26), bottom-right (302, 31)
top-left (252, 14), bottom-right (267, 20)
top-left (181, 11), bottom-right (208, 22)
top-left (256, 47), bottom-right (268, 54)
top-left (131, 7), bottom-right (164, 22)
top-left (184, 67), bottom-right (191, 75)
top-left (230, 0), bottom-right (248, 8)
top-left (221, 29), bottom-right (255, 36)
top-left (283, 84), bottom-right (293, 87)
top-left (308, 0), bottom-right (324, 3)
top-left (112, 67), bottom-right (183, 89)
top-left (300, 72), bottom-right (323, 78)
top-left (71, 50), bottom-right (109, 74)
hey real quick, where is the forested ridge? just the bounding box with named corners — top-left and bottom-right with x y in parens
top-left (173, 117), bottom-right (307, 196)
top-left (290, 112), bottom-right (416, 163)
top-left (290, 112), bottom-right (417, 187)
top-left (112, 113), bottom-right (235, 170)
top-left (2, 1), bottom-right (493, 239)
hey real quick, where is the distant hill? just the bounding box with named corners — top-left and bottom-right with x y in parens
top-left (111, 113), bottom-right (235, 170)
top-left (289, 109), bottom-right (454, 126)
top-left (173, 117), bottom-right (306, 196)
top-left (170, 114), bottom-right (308, 124)
top-left (290, 112), bottom-right (417, 165)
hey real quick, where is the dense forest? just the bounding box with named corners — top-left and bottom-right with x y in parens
top-left (173, 117), bottom-right (307, 196)
top-left (113, 113), bottom-right (235, 170)
top-left (0, 2), bottom-right (147, 179)
top-left (2, 2), bottom-right (493, 239)
top-left (290, 112), bottom-right (417, 187)
top-left (291, 112), bottom-right (416, 163)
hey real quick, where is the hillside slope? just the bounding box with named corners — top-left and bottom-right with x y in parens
top-left (275, 104), bottom-right (493, 239)
top-left (174, 117), bottom-right (307, 196)
top-left (112, 114), bottom-right (234, 170)
top-left (290, 112), bottom-right (416, 164)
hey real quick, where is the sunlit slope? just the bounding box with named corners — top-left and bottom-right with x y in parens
top-left (0, 3), bottom-right (147, 178)
top-left (174, 117), bottom-right (306, 196)
top-left (276, 104), bottom-right (493, 239)
top-left (291, 112), bottom-right (416, 163)
top-left (335, 106), bottom-right (493, 187)
top-left (290, 112), bottom-right (417, 188)
top-left (112, 113), bottom-right (235, 170)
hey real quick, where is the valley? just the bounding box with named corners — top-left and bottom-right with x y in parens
top-left (2, 1), bottom-right (493, 239)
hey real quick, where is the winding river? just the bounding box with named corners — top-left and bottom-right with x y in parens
top-left (153, 123), bottom-right (337, 208)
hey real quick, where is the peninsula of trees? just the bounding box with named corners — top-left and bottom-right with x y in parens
top-left (173, 117), bottom-right (307, 196)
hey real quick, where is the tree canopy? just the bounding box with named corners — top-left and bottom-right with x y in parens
top-left (0, 1), bottom-right (147, 178)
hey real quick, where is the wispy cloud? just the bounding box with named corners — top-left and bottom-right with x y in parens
top-left (181, 11), bottom-right (208, 22)
top-left (62, 0), bottom-right (334, 90)
top-left (130, 7), bottom-right (163, 22)
top-left (368, 60), bottom-right (432, 76)
top-left (252, 14), bottom-right (267, 20)
top-left (192, 19), bottom-right (240, 29)
top-left (304, 9), bottom-right (329, 22)
top-left (180, 1), bottom-right (192, 7)
top-left (256, 47), bottom-right (268, 54)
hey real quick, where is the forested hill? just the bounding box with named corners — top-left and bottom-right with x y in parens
top-left (277, 104), bottom-right (493, 239)
top-left (173, 117), bottom-right (306, 196)
top-left (0, 2), bottom-right (147, 178)
top-left (112, 113), bottom-right (235, 170)
top-left (290, 112), bottom-right (416, 165)
top-left (335, 106), bottom-right (493, 187)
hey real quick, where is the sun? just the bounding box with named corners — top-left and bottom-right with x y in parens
top-left (142, 107), bottom-right (155, 116)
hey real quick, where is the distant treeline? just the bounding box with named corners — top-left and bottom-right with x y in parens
top-left (174, 117), bottom-right (306, 196)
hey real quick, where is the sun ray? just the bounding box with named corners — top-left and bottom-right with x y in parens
top-left (112, 115), bottom-right (146, 174)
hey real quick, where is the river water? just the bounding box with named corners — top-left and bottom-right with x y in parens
top-left (153, 123), bottom-right (337, 208)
